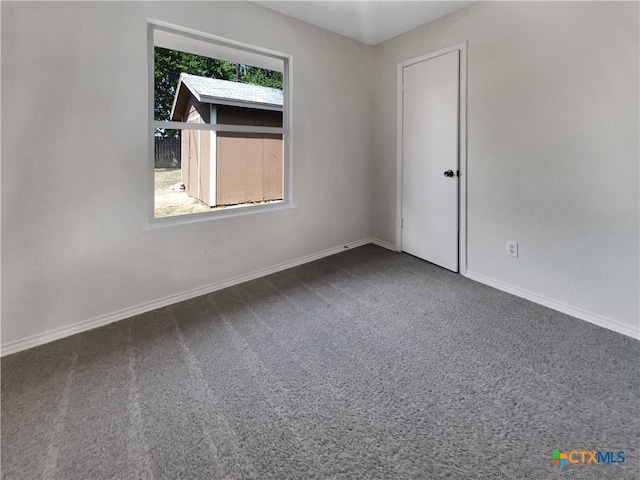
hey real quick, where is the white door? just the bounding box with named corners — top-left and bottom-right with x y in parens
top-left (401, 50), bottom-right (460, 271)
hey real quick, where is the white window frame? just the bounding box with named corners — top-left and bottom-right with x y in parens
top-left (147, 20), bottom-right (293, 227)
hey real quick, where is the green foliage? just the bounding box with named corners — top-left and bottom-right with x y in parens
top-left (238, 65), bottom-right (284, 89)
top-left (154, 47), bottom-right (283, 136)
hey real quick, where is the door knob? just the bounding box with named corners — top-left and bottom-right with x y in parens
top-left (443, 170), bottom-right (455, 177)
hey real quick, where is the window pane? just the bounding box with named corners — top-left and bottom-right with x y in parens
top-left (154, 47), bottom-right (283, 124)
top-left (154, 129), bottom-right (283, 219)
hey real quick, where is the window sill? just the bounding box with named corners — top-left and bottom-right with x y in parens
top-left (145, 202), bottom-right (297, 230)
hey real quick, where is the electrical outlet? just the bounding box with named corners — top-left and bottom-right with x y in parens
top-left (507, 241), bottom-right (518, 257)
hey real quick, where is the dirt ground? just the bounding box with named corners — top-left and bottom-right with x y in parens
top-left (154, 168), bottom-right (284, 218)
top-left (154, 169), bottom-right (211, 218)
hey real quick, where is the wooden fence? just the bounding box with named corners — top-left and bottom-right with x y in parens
top-left (155, 136), bottom-right (181, 168)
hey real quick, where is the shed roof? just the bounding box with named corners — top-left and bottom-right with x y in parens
top-left (170, 74), bottom-right (283, 121)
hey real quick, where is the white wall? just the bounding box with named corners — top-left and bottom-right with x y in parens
top-left (1, 1), bottom-right (373, 349)
top-left (372, 1), bottom-right (639, 336)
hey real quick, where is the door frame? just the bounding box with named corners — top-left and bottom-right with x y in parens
top-left (396, 41), bottom-right (468, 275)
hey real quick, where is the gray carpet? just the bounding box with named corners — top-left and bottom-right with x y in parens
top-left (2, 244), bottom-right (638, 479)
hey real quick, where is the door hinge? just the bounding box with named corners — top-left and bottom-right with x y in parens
top-left (401, 218), bottom-right (404, 228)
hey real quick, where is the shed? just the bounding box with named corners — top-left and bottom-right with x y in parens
top-left (170, 73), bottom-right (284, 207)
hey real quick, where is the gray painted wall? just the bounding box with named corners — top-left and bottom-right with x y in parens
top-left (372, 1), bottom-right (639, 333)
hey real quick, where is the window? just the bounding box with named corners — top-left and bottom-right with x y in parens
top-left (149, 22), bottom-right (291, 222)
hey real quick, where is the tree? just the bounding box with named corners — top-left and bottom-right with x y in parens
top-left (154, 47), bottom-right (283, 136)
top-left (154, 47), bottom-right (237, 123)
top-left (239, 65), bottom-right (283, 89)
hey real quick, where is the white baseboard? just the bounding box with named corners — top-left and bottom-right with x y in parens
top-left (465, 271), bottom-right (639, 340)
top-left (1, 238), bottom-right (374, 357)
top-left (370, 238), bottom-right (399, 251)
top-left (10, 243), bottom-right (631, 356)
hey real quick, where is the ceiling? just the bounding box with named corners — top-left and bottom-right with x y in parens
top-left (252, 1), bottom-right (474, 46)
